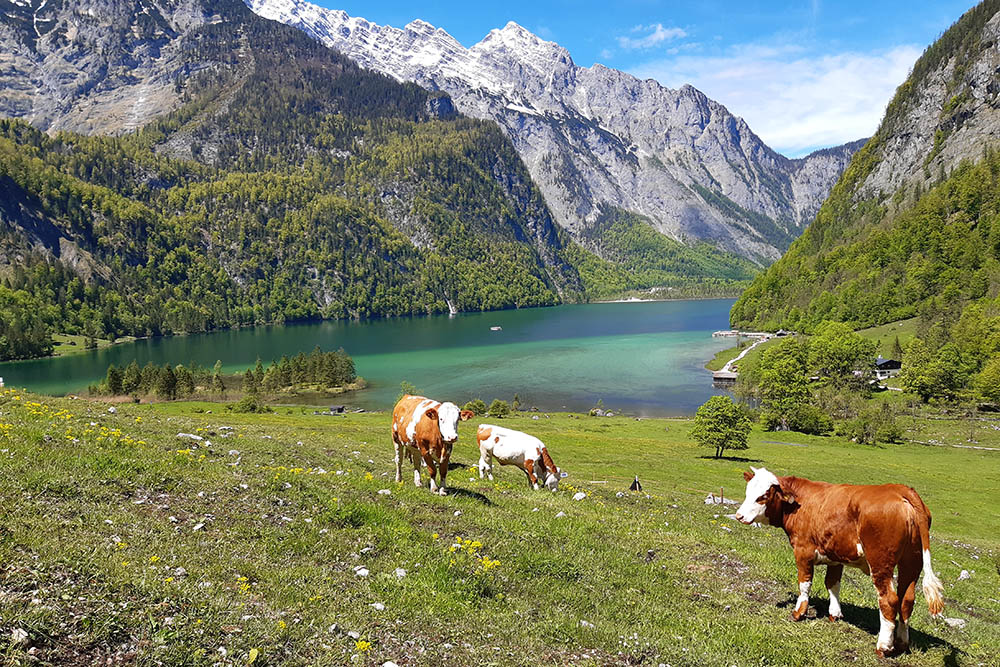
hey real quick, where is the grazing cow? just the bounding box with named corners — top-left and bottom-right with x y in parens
top-left (391, 395), bottom-right (473, 495)
top-left (735, 467), bottom-right (944, 657)
top-left (476, 424), bottom-right (561, 491)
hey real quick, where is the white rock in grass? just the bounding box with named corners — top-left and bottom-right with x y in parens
top-left (555, 511), bottom-right (567, 518)
top-left (377, 489), bottom-right (391, 496)
top-left (394, 568), bottom-right (407, 579)
top-left (958, 570), bottom-right (970, 581)
top-left (454, 510), bottom-right (462, 517)
top-left (354, 568), bottom-right (369, 578)
top-left (532, 507), bottom-right (539, 512)
top-left (347, 630), bottom-right (360, 639)
top-left (943, 617), bottom-right (967, 629)
top-left (176, 432), bottom-right (202, 440)
top-left (10, 628), bottom-right (28, 644)
top-left (578, 620), bottom-right (595, 629)
top-left (107, 407), bottom-right (116, 414)
top-left (371, 603), bottom-right (385, 611)
top-left (228, 450), bottom-right (240, 456)
top-left (382, 662), bottom-right (400, 667)
top-left (572, 492), bottom-right (586, 501)
top-left (192, 523), bottom-right (205, 532)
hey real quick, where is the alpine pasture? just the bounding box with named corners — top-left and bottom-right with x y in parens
top-left (0, 389), bottom-right (997, 665)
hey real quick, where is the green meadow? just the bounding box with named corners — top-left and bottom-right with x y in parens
top-left (0, 390), bottom-right (997, 666)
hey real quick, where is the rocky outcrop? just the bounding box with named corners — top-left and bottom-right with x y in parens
top-left (246, 0), bottom-right (862, 261)
top-left (0, 0), bottom-right (248, 135)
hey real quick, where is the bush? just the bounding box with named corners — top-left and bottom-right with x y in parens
top-left (228, 395), bottom-right (270, 414)
top-left (762, 403), bottom-right (833, 435)
top-left (463, 398), bottom-right (487, 415)
top-left (836, 404), bottom-right (902, 444)
top-left (488, 399), bottom-right (510, 418)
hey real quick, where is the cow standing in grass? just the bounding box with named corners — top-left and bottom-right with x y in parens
top-left (735, 467), bottom-right (944, 657)
top-left (476, 424), bottom-right (561, 491)
top-left (391, 395), bottom-right (473, 495)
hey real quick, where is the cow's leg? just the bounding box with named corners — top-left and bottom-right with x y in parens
top-left (393, 437), bottom-right (404, 483)
top-left (523, 458), bottom-right (539, 490)
top-left (437, 447), bottom-right (450, 496)
top-left (871, 567), bottom-right (900, 657)
top-left (825, 564), bottom-right (844, 621)
top-left (895, 558), bottom-right (920, 654)
top-left (478, 446), bottom-right (494, 480)
top-left (410, 450), bottom-right (423, 488)
top-left (791, 552), bottom-right (814, 621)
top-left (417, 444), bottom-right (439, 493)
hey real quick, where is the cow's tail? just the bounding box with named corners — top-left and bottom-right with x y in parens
top-left (539, 446), bottom-right (558, 478)
top-left (917, 508), bottom-right (944, 617)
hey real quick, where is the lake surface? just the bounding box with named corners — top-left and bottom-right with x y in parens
top-left (0, 299), bottom-right (736, 416)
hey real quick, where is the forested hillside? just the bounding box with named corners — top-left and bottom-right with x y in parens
top-left (732, 0), bottom-right (1000, 334)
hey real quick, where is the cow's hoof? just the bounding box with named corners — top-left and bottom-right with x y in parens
top-left (437, 488), bottom-right (447, 496)
top-left (827, 614), bottom-right (843, 623)
top-left (875, 648), bottom-right (886, 659)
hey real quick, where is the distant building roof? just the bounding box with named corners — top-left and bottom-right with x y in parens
top-left (875, 356), bottom-right (902, 369)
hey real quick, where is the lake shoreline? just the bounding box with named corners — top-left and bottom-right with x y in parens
top-left (1, 300), bottom-right (737, 415)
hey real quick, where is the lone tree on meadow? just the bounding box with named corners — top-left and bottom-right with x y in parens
top-left (692, 395), bottom-right (752, 459)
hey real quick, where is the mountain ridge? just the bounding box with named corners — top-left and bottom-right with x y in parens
top-left (245, 0), bottom-right (864, 263)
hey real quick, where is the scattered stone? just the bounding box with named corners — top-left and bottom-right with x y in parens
top-left (616, 491), bottom-right (625, 498)
top-left (228, 450), bottom-right (240, 456)
top-left (958, 570), bottom-right (970, 581)
top-left (328, 624), bottom-right (338, 633)
top-left (532, 507), bottom-right (539, 512)
top-left (378, 489), bottom-right (392, 496)
top-left (704, 493), bottom-right (738, 505)
top-left (382, 662), bottom-right (400, 667)
top-left (394, 568), bottom-right (407, 579)
top-left (107, 407), bottom-right (116, 414)
top-left (371, 603), bottom-right (385, 611)
top-left (168, 516), bottom-right (178, 523)
top-left (347, 630), bottom-right (361, 639)
top-left (454, 510), bottom-right (462, 517)
top-left (192, 523), bottom-right (205, 532)
top-left (572, 492), bottom-right (586, 501)
top-left (555, 511), bottom-right (567, 518)
top-left (578, 620), bottom-right (595, 629)
top-left (176, 433), bottom-right (203, 441)
top-left (175, 567), bottom-right (187, 577)
top-left (943, 617), bottom-right (967, 629)
top-left (10, 628), bottom-right (28, 645)
top-left (354, 567), bottom-right (370, 578)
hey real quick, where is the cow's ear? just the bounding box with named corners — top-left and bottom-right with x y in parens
top-left (425, 408), bottom-right (438, 421)
top-left (776, 487), bottom-right (798, 507)
top-left (743, 470), bottom-right (754, 482)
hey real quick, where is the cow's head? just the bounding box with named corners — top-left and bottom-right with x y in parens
top-left (736, 467), bottom-right (794, 525)
top-left (435, 402), bottom-right (462, 443)
top-left (543, 466), bottom-right (562, 492)
top-left (459, 410), bottom-right (475, 422)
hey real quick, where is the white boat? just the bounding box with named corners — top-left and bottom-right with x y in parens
top-left (490, 326), bottom-right (502, 331)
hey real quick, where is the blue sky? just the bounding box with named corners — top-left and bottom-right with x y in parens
top-left (312, 1), bottom-right (977, 156)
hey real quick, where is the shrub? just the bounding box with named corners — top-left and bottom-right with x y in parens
top-left (836, 404), bottom-right (902, 444)
top-left (463, 398), bottom-right (487, 415)
top-left (488, 399), bottom-right (510, 418)
top-left (228, 395), bottom-right (270, 414)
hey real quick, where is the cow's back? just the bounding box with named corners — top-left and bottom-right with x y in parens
top-left (478, 424), bottom-right (544, 460)
top-left (392, 395), bottom-right (439, 445)
top-left (788, 479), bottom-right (928, 562)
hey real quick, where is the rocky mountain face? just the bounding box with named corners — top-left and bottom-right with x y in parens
top-left (246, 0), bottom-right (863, 262)
top-left (731, 0), bottom-right (1000, 331)
top-left (0, 0), bottom-right (242, 135)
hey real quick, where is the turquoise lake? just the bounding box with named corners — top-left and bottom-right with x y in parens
top-left (0, 299), bottom-right (737, 416)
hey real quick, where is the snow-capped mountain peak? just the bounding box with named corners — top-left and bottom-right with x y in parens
top-left (246, 0), bottom-right (863, 261)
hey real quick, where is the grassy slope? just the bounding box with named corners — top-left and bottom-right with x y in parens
top-left (0, 390), bottom-right (997, 665)
top-left (854, 318), bottom-right (920, 358)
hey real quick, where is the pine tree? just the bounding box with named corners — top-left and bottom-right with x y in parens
top-left (155, 364), bottom-right (177, 400)
top-left (122, 360), bottom-right (141, 394)
top-left (105, 364), bottom-right (124, 395)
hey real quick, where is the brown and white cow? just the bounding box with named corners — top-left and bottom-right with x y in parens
top-left (391, 395), bottom-right (473, 495)
top-left (476, 424), bottom-right (561, 491)
top-left (736, 467), bottom-right (944, 657)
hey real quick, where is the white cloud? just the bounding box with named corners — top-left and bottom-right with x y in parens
top-left (629, 42), bottom-right (922, 156)
top-left (617, 23), bottom-right (687, 50)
